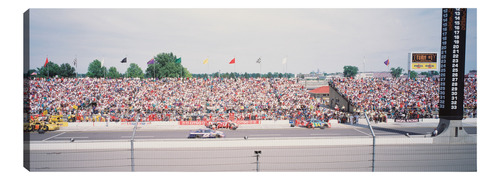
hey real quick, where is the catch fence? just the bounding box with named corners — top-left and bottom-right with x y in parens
top-left (27, 140), bottom-right (476, 172)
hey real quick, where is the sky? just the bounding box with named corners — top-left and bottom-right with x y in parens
top-left (28, 8), bottom-right (477, 75)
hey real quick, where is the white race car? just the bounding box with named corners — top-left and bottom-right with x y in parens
top-left (187, 129), bottom-right (225, 138)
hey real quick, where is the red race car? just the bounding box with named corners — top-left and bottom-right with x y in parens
top-left (290, 119), bottom-right (308, 127)
top-left (290, 119), bottom-right (331, 129)
top-left (205, 119), bottom-right (238, 130)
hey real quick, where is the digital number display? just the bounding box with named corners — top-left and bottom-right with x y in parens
top-left (438, 8), bottom-right (467, 120)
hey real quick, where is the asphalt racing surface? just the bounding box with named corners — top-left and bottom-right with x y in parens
top-left (26, 121), bottom-right (477, 172)
top-left (29, 126), bottom-right (477, 142)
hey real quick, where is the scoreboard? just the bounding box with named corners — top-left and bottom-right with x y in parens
top-left (410, 52), bottom-right (438, 70)
top-left (439, 8), bottom-right (467, 120)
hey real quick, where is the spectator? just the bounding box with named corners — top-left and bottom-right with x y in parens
top-left (330, 76), bottom-right (477, 120)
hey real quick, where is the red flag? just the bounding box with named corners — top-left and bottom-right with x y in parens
top-left (44, 57), bottom-right (48, 67)
top-left (229, 58), bottom-right (235, 64)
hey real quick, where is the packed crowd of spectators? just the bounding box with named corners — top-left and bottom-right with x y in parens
top-left (330, 77), bottom-right (477, 120)
top-left (29, 77), bottom-right (338, 122)
top-left (29, 76), bottom-right (477, 123)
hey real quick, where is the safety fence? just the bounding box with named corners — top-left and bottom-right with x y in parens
top-left (26, 112), bottom-right (475, 172)
top-left (27, 140), bottom-right (476, 172)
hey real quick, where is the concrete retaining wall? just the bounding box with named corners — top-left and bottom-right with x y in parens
top-left (29, 136), bottom-right (435, 151)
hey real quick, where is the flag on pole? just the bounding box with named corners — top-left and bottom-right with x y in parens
top-left (256, 57), bottom-right (261, 64)
top-left (73, 58), bottom-right (77, 67)
top-left (282, 57), bottom-right (287, 64)
top-left (44, 57), bottom-right (48, 67)
top-left (384, 59), bottom-right (390, 66)
top-left (147, 58), bottom-right (155, 65)
top-left (121, 57), bottom-right (127, 63)
top-left (203, 58), bottom-right (208, 64)
top-left (229, 58), bottom-right (235, 64)
top-left (31, 72), bottom-right (37, 76)
top-left (175, 57), bottom-right (182, 64)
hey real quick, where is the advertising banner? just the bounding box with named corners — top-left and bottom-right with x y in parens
top-left (179, 120), bottom-right (260, 125)
top-left (121, 122), bottom-right (151, 125)
top-left (234, 120), bottom-right (260, 124)
top-left (179, 121), bottom-right (206, 125)
top-left (395, 119), bottom-right (419, 123)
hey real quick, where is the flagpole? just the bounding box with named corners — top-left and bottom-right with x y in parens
top-left (100, 55), bottom-right (105, 78)
top-left (363, 56), bottom-right (366, 73)
top-left (75, 55), bottom-right (77, 78)
top-left (260, 57), bottom-right (262, 75)
top-left (104, 57), bottom-right (106, 78)
top-left (387, 56), bottom-right (390, 73)
top-left (286, 55), bottom-right (288, 75)
top-left (126, 55), bottom-right (129, 78)
top-left (46, 55), bottom-right (49, 78)
top-left (282, 57), bottom-right (284, 74)
top-left (182, 60), bottom-right (184, 79)
top-left (75, 55), bottom-right (78, 78)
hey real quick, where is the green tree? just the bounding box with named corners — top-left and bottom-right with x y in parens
top-left (420, 71), bottom-right (429, 77)
top-left (266, 72), bottom-right (273, 78)
top-left (183, 67), bottom-right (192, 78)
top-left (27, 69), bottom-right (37, 78)
top-left (146, 63), bottom-right (160, 78)
top-left (59, 63), bottom-right (76, 77)
top-left (390, 67), bottom-right (404, 78)
top-left (146, 52), bottom-right (191, 78)
top-left (108, 67), bottom-right (121, 79)
top-left (343, 66), bottom-right (358, 78)
top-left (37, 61), bottom-right (60, 78)
top-left (125, 63), bottom-right (144, 78)
top-left (409, 71), bottom-right (418, 79)
top-left (87, 59), bottom-right (107, 78)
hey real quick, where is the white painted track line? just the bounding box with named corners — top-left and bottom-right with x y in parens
top-left (42, 132), bottom-right (67, 141)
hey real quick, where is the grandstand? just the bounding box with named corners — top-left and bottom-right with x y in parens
top-left (328, 76), bottom-right (477, 120)
top-left (28, 75), bottom-right (476, 123)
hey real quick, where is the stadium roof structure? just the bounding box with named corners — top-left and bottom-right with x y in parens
top-left (308, 86), bottom-right (330, 95)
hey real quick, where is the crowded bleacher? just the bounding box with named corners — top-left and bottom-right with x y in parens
top-left (29, 77), bottom-right (337, 122)
top-left (330, 76), bottom-right (477, 121)
top-left (29, 76), bottom-right (477, 123)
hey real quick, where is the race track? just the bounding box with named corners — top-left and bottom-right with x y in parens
top-left (25, 123), bottom-right (477, 172)
top-left (28, 126), bottom-right (476, 142)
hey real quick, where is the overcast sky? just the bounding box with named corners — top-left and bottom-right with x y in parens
top-left (28, 8), bottom-right (477, 75)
